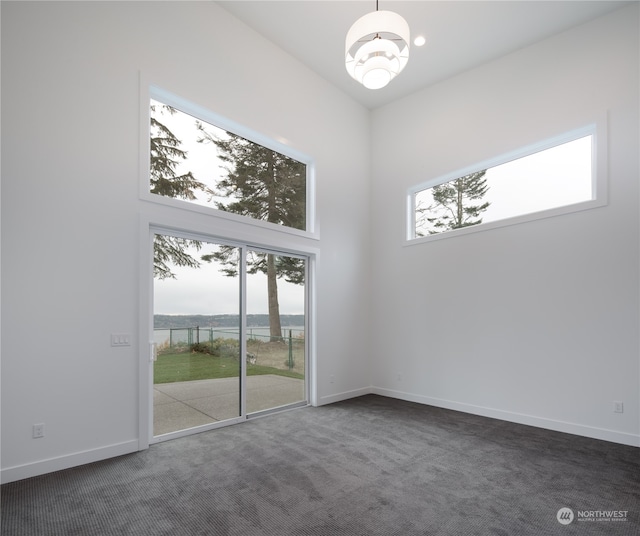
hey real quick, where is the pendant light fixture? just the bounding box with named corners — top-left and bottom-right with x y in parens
top-left (345, 0), bottom-right (410, 90)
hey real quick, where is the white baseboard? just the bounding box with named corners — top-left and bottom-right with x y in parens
top-left (371, 387), bottom-right (640, 447)
top-left (317, 386), bottom-right (373, 406)
top-left (1, 440), bottom-right (140, 484)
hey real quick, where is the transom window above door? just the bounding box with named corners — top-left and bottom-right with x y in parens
top-left (147, 88), bottom-right (312, 235)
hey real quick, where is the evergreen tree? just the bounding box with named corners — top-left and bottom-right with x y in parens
top-left (153, 234), bottom-right (200, 281)
top-left (418, 171), bottom-right (490, 235)
top-left (198, 125), bottom-right (306, 338)
top-left (150, 103), bottom-right (210, 279)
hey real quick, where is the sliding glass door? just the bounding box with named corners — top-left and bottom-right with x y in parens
top-left (246, 250), bottom-right (306, 415)
top-left (151, 232), bottom-right (307, 440)
top-left (153, 235), bottom-right (241, 437)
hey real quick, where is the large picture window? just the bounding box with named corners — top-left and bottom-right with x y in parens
top-left (148, 91), bottom-right (309, 234)
top-left (408, 125), bottom-right (606, 242)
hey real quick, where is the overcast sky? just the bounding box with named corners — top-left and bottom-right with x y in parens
top-left (151, 101), bottom-right (305, 316)
top-left (154, 242), bottom-right (305, 316)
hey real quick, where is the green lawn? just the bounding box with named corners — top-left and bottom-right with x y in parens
top-left (154, 352), bottom-right (304, 384)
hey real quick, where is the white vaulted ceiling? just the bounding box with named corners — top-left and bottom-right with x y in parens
top-left (218, 1), bottom-right (630, 109)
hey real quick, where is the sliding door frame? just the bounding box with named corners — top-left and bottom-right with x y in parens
top-left (138, 218), bottom-right (315, 450)
top-left (243, 244), bottom-right (311, 420)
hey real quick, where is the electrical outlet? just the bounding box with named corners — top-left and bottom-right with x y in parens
top-left (613, 401), bottom-right (624, 414)
top-left (32, 423), bottom-right (45, 439)
top-left (329, 374), bottom-right (335, 384)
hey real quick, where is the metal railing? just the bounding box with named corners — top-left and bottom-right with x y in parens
top-left (154, 327), bottom-right (304, 370)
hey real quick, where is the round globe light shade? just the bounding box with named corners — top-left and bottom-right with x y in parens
top-left (362, 57), bottom-right (393, 89)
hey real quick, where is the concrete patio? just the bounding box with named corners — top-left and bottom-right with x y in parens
top-left (153, 374), bottom-right (305, 436)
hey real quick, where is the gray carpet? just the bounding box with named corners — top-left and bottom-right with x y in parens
top-left (2, 395), bottom-right (638, 535)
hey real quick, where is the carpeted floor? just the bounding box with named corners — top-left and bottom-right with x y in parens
top-left (2, 395), bottom-right (639, 535)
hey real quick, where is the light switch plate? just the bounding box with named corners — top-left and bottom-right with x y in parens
top-left (111, 333), bottom-right (131, 347)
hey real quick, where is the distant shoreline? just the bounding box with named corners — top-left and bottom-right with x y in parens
top-left (154, 314), bottom-right (304, 329)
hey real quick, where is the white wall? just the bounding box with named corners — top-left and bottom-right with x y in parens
top-left (1, 1), bottom-right (372, 482)
top-left (370, 5), bottom-right (639, 446)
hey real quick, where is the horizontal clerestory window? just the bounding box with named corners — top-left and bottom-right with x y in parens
top-left (407, 123), bottom-right (606, 243)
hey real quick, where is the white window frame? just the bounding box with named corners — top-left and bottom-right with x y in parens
top-left (405, 117), bottom-right (608, 244)
top-left (140, 82), bottom-right (318, 241)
